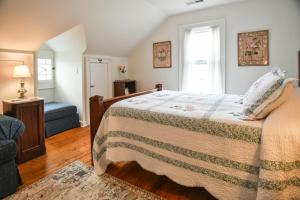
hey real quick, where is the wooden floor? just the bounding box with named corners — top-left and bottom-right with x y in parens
top-left (19, 127), bottom-right (216, 200)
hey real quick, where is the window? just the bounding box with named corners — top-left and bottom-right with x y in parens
top-left (185, 28), bottom-right (211, 93)
top-left (37, 58), bottom-right (55, 89)
top-left (179, 20), bottom-right (225, 94)
top-left (38, 58), bottom-right (53, 81)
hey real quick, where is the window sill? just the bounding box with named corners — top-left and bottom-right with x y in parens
top-left (38, 87), bottom-right (55, 90)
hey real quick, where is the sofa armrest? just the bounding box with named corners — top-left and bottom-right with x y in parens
top-left (0, 140), bottom-right (17, 164)
top-left (0, 115), bottom-right (25, 141)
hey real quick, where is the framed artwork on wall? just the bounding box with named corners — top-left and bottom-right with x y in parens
top-left (153, 41), bottom-right (172, 68)
top-left (238, 30), bottom-right (269, 66)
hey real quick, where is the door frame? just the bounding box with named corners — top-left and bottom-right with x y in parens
top-left (89, 59), bottom-right (110, 98)
top-left (84, 55), bottom-right (112, 124)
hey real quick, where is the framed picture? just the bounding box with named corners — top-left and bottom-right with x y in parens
top-left (153, 41), bottom-right (172, 68)
top-left (238, 30), bottom-right (269, 66)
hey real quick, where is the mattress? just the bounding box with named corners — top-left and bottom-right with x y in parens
top-left (45, 102), bottom-right (77, 122)
top-left (45, 113), bottom-right (80, 137)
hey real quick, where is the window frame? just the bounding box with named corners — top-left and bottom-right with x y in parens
top-left (178, 19), bottom-right (226, 93)
top-left (37, 55), bottom-right (55, 90)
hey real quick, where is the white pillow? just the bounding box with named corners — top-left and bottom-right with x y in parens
top-left (242, 68), bottom-right (286, 120)
top-left (255, 81), bottom-right (294, 119)
top-left (243, 67), bottom-right (285, 103)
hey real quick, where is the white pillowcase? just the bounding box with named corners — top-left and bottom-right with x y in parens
top-left (255, 81), bottom-right (294, 119)
top-left (243, 68), bottom-right (285, 103)
top-left (242, 68), bottom-right (289, 120)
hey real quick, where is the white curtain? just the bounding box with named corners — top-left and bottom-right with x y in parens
top-left (181, 26), bottom-right (223, 94)
top-left (181, 29), bottom-right (193, 92)
top-left (208, 26), bottom-right (223, 94)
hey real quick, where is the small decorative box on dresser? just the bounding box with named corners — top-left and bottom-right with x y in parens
top-left (3, 98), bottom-right (46, 164)
top-left (114, 79), bottom-right (136, 97)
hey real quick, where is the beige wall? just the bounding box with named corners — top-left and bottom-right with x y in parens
top-left (54, 51), bottom-right (85, 121)
top-left (46, 25), bottom-right (87, 124)
top-left (0, 50), bottom-right (35, 114)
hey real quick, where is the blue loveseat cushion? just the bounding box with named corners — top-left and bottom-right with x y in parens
top-left (45, 102), bottom-right (77, 122)
top-left (0, 140), bottom-right (17, 164)
top-left (45, 113), bottom-right (80, 137)
top-left (0, 115), bottom-right (23, 198)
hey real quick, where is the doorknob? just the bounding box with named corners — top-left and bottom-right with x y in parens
top-left (90, 85), bottom-right (95, 88)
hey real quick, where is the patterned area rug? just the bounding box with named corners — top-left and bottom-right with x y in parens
top-left (6, 161), bottom-right (165, 200)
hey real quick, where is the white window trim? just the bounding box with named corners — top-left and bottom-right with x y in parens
top-left (178, 19), bottom-right (226, 93)
top-left (37, 56), bottom-right (55, 90)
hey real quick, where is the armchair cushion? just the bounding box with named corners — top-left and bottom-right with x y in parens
top-left (0, 115), bottom-right (23, 198)
top-left (0, 115), bottom-right (25, 141)
top-left (0, 140), bottom-right (17, 164)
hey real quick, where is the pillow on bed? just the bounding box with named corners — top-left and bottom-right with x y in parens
top-left (254, 81), bottom-right (294, 119)
top-left (242, 68), bottom-right (289, 120)
top-left (243, 67), bottom-right (285, 103)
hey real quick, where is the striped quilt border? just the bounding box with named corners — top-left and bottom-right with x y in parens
top-left (93, 133), bottom-right (300, 191)
top-left (261, 160), bottom-right (300, 171)
top-left (95, 133), bottom-right (300, 173)
top-left (94, 132), bottom-right (260, 175)
top-left (105, 107), bottom-right (262, 144)
top-left (94, 142), bottom-right (258, 191)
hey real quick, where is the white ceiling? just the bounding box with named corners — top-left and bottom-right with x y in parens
top-left (0, 0), bottom-right (247, 56)
top-left (0, 0), bottom-right (167, 56)
top-left (146, 0), bottom-right (248, 15)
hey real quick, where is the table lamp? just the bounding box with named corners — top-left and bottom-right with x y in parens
top-left (13, 65), bottom-right (31, 99)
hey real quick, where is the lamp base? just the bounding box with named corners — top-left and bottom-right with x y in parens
top-left (18, 80), bottom-right (27, 99)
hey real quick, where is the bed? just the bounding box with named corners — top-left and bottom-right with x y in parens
top-left (89, 52), bottom-right (300, 200)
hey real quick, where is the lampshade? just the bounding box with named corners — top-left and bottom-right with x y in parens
top-left (13, 65), bottom-right (31, 78)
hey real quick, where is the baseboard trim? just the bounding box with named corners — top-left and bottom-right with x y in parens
top-left (80, 121), bottom-right (89, 127)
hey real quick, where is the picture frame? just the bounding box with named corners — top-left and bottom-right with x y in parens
top-left (238, 30), bottom-right (269, 66)
top-left (153, 41), bottom-right (172, 68)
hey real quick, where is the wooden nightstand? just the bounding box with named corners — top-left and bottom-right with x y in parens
top-left (3, 98), bottom-right (46, 164)
top-left (114, 80), bottom-right (136, 97)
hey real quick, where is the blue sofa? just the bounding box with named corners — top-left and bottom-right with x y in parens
top-left (0, 115), bottom-right (25, 198)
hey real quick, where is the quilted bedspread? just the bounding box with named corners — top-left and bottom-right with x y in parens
top-left (93, 90), bottom-right (300, 200)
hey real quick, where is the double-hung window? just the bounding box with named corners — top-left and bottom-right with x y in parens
top-left (37, 57), bottom-right (55, 89)
top-left (179, 19), bottom-right (225, 94)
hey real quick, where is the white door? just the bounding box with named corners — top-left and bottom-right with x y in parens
top-left (90, 62), bottom-right (108, 98)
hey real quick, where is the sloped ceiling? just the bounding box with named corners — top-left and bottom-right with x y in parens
top-left (0, 0), bottom-right (166, 56)
top-left (46, 24), bottom-right (87, 53)
top-left (0, 0), bottom-right (247, 57)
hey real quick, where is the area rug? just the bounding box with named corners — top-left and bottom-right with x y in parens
top-left (6, 161), bottom-right (165, 200)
